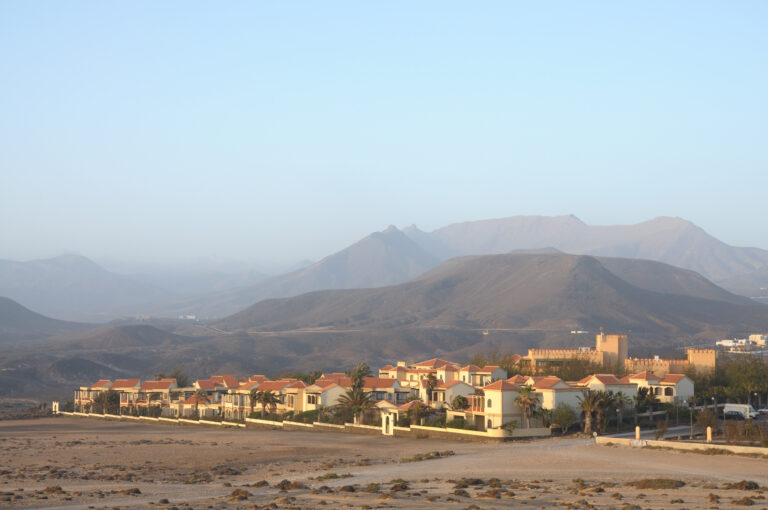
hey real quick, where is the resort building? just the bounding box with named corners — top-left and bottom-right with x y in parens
top-left (621, 372), bottom-right (694, 403)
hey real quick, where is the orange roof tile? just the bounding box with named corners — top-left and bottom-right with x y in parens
top-left (460, 364), bottom-right (483, 372)
top-left (90, 379), bottom-right (112, 389)
top-left (210, 375), bottom-right (239, 388)
top-left (397, 400), bottom-right (424, 410)
top-left (249, 375), bottom-right (269, 383)
top-left (363, 377), bottom-right (397, 389)
top-left (255, 380), bottom-right (291, 392)
top-left (483, 380), bottom-right (520, 391)
top-left (141, 379), bottom-right (176, 391)
top-left (507, 375), bottom-right (529, 384)
top-left (661, 374), bottom-right (686, 384)
top-left (627, 371), bottom-right (661, 381)
top-left (112, 378), bottom-right (140, 389)
top-left (411, 358), bottom-right (458, 369)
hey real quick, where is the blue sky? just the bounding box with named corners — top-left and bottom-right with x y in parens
top-left (1, 2), bottom-right (767, 267)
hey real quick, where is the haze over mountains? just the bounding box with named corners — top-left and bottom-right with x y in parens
top-left (219, 253), bottom-right (767, 335)
top-left (2, 251), bottom-right (766, 399)
top-left (2, 215), bottom-right (767, 322)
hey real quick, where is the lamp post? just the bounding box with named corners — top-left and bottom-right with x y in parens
top-left (688, 398), bottom-right (694, 440)
top-left (616, 408), bottom-right (621, 433)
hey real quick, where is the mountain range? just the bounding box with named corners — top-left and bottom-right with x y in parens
top-left (3, 251), bottom-right (766, 399)
top-left (218, 253), bottom-right (767, 335)
top-left (2, 216), bottom-right (766, 321)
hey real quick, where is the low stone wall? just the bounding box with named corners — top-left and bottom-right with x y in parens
top-left (244, 417), bottom-right (282, 430)
top-left (56, 411), bottom-right (551, 443)
top-left (312, 422), bottom-right (345, 432)
top-left (596, 436), bottom-right (768, 456)
top-left (282, 420), bottom-right (314, 431)
top-left (344, 423), bottom-right (381, 436)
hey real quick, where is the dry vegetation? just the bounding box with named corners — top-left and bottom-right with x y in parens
top-left (1, 417), bottom-right (767, 509)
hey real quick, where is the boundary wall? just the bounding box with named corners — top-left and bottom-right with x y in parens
top-left (595, 435), bottom-right (768, 456)
top-left (57, 412), bottom-right (548, 442)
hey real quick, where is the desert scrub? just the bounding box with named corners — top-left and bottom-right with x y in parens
top-left (625, 479), bottom-right (685, 489)
top-left (401, 450), bottom-right (455, 462)
top-left (316, 472), bottom-right (352, 481)
top-left (724, 480), bottom-right (760, 490)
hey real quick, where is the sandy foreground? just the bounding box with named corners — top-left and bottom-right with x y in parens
top-left (0, 418), bottom-right (766, 509)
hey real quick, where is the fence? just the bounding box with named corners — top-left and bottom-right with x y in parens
top-left (595, 435), bottom-right (768, 456)
top-left (58, 412), bottom-right (548, 441)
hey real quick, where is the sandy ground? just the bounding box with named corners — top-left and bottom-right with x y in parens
top-left (0, 417), bottom-right (767, 509)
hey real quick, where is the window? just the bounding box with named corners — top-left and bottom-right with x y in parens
top-left (307, 395), bottom-right (317, 405)
top-left (665, 387), bottom-right (674, 396)
top-left (487, 399), bottom-right (492, 408)
top-left (487, 419), bottom-right (492, 430)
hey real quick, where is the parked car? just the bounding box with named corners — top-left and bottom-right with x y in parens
top-left (722, 403), bottom-right (759, 420)
top-left (757, 408), bottom-right (768, 416)
top-left (723, 411), bottom-right (746, 421)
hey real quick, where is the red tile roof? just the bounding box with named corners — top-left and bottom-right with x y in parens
top-left (195, 379), bottom-right (218, 390)
top-left (311, 380), bottom-right (340, 389)
top-left (112, 378), bottom-right (141, 389)
top-left (397, 400), bottom-right (424, 410)
top-left (286, 380), bottom-right (307, 389)
top-left (210, 375), bottom-right (239, 388)
top-left (411, 358), bottom-right (458, 369)
top-left (625, 371), bottom-right (661, 382)
top-left (319, 375), bottom-right (353, 387)
top-left (140, 379), bottom-right (176, 391)
top-left (483, 380), bottom-right (520, 391)
top-left (477, 365), bottom-right (500, 373)
top-left (90, 379), bottom-right (112, 389)
top-left (249, 375), bottom-right (269, 383)
top-left (237, 381), bottom-right (261, 392)
top-left (182, 394), bottom-right (209, 405)
top-left (661, 374), bottom-right (686, 384)
top-left (530, 376), bottom-right (566, 389)
top-left (255, 380), bottom-right (291, 392)
top-left (363, 377), bottom-right (397, 389)
top-left (379, 365), bottom-right (396, 371)
top-left (507, 375), bottom-right (529, 384)
top-left (436, 380), bottom-right (468, 389)
top-left (460, 364), bottom-right (483, 372)
top-left (579, 374), bottom-right (632, 386)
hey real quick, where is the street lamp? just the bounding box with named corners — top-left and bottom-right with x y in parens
top-left (616, 408), bottom-right (621, 433)
top-left (688, 398), bottom-right (694, 440)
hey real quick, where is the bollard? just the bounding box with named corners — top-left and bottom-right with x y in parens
top-left (635, 426), bottom-right (640, 440)
top-left (706, 426), bottom-right (712, 444)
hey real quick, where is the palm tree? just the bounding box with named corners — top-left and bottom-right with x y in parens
top-left (255, 390), bottom-right (280, 419)
top-left (450, 395), bottom-right (469, 411)
top-left (514, 386), bottom-right (540, 429)
top-left (407, 400), bottom-right (430, 426)
top-left (193, 389), bottom-right (207, 419)
top-left (349, 363), bottom-right (372, 390)
top-left (594, 391), bottom-right (613, 433)
top-left (336, 387), bottom-right (373, 424)
top-left (147, 392), bottom-right (162, 417)
top-left (424, 374), bottom-right (438, 406)
top-left (249, 388), bottom-right (259, 417)
top-left (578, 389), bottom-right (601, 435)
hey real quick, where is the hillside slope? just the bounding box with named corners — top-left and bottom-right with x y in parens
top-left (156, 226), bottom-right (440, 318)
top-left (0, 297), bottom-right (92, 343)
top-left (218, 254), bottom-right (768, 334)
top-left (405, 216), bottom-right (768, 283)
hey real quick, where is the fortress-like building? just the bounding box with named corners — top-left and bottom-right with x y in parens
top-left (521, 331), bottom-right (715, 376)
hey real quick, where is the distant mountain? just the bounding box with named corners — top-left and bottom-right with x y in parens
top-left (219, 253), bottom-right (768, 335)
top-left (0, 297), bottom-right (92, 343)
top-left (0, 254), bottom-right (168, 322)
top-left (718, 266), bottom-right (768, 301)
top-left (155, 226), bottom-right (441, 318)
top-left (405, 216), bottom-right (768, 283)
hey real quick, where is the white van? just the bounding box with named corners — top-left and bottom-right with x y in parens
top-left (722, 403), bottom-right (759, 420)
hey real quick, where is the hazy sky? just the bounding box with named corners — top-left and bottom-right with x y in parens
top-left (2, 2), bottom-right (767, 268)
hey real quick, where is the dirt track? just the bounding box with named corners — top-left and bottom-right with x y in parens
top-left (1, 417), bottom-right (767, 508)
